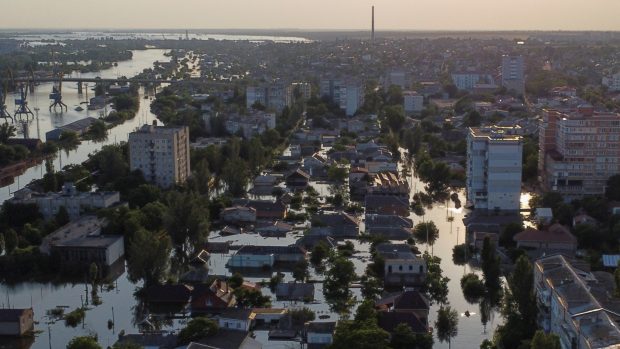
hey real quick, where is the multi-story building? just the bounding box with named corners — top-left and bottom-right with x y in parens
top-left (501, 55), bottom-right (525, 94)
top-left (384, 68), bottom-right (408, 90)
top-left (246, 81), bottom-right (298, 111)
top-left (129, 123), bottom-right (190, 188)
top-left (11, 182), bottom-right (120, 220)
top-left (602, 73), bottom-right (620, 92)
top-left (289, 82), bottom-right (312, 101)
top-left (451, 72), bottom-right (496, 91)
top-left (535, 255), bottom-right (620, 349)
top-left (320, 78), bottom-right (364, 116)
top-left (538, 106), bottom-right (620, 200)
top-left (223, 110), bottom-right (276, 139)
top-left (466, 126), bottom-right (523, 211)
top-left (403, 91), bottom-right (424, 113)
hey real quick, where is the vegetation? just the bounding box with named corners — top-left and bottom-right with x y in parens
top-left (177, 317), bottom-right (218, 345)
top-left (66, 336), bottom-right (101, 349)
top-left (435, 305), bottom-right (459, 349)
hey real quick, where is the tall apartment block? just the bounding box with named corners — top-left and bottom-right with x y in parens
top-left (501, 55), bottom-right (525, 95)
top-left (467, 126), bottom-right (523, 211)
top-left (539, 106), bottom-right (620, 200)
top-left (319, 78), bottom-right (364, 116)
top-left (129, 122), bottom-right (191, 188)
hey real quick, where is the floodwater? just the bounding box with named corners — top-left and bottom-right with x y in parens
top-left (0, 49), bottom-right (169, 203)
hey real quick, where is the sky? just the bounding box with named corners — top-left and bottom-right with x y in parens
top-left (2, 0), bottom-right (620, 31)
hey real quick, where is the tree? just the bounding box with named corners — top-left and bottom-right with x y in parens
top-left (606, 174), bottom-right (620, 201)
top-left (422, 252), bottom-right (449, 304)
top-left (481, 237), bottom-right (501, 290)
top-left (463, 110), bottom-right (482, 127)
top-left (499, 222), bottom-right (524, 248)
top-left (435, 305), bottom-right (459, 349)
top-left (293, 259), bottom-right (309, 282)
top-left (221, 158), bottom-right (249, 197)
top-left (323, 256), bottom-right (356, 314)
top-left (327, 165), bottom-right (348, 183)
top-left (460, 273), bottom-right (485, 302)
top-left (290, 307), bottom-right (315, 327)
top-left (0, 123), bottom-right (16, 143)
top-left (391, 323), bottom-right (433, 349)
top-left (413, 222), bottom-right (439, 246)
top-left (310, 241), bottom-right (330, 267)
top-left (508, 255), bottom-right (537, 331)
top-left (3, 229), bottom-right (17, 254)
top-left (233, 288), bottom-right (271, 308)
top-left (67, 336), bottom-right (101, 349)
top-left (57, 131), bottom-right (81, 150)
top-left (331, 300), bottom-right (391, 349)
top-left (530, 330), bottom-right (560, 349)
top-left (126, 229), bottom-right (172, 286)
top-left (229, 272), bottom-right (244, 289)
top-left (177, 317), bottom-right (218, 345)
top-left (360, 275), bottom-right (382, 300)
top-left (164, 192), bottom-right (210, 247)
top-left (127, 184), bottom-right (161, 209)
top-left (383, 105), bottom-right (406, 132)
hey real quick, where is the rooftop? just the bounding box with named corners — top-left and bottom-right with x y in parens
top-left (469, 126), bottom-right (522, 141)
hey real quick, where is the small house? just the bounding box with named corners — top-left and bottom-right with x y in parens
top-left (191, 280), bottom-right (237, 314)
top-left (285, 168), bottom-right (311, 189)
top-left (304, 321), bottom-right (337, 348)
top-left (221, 206), bottom-right (257, 224)
top-left (311, 212), bottom-right (359, 238)
top-left (376, 243), bottom-right (426, 287)
top-left (145, 284), bottom-right (193, 304)
top-left (0, 308), bottom-right (34, 337)
top-left (275, 282), bottom-right (315, 301)
top-left (513, 224), bottom-right (577, 257)
top-left (217, 308), bottom-right (255, 332)
top-left (365, 195), bottom-right (410, 217)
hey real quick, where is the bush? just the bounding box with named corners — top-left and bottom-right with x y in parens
top-left (460, 273), bottom-right (485, 303)
top-left (65, 307), bottom-right (86, 327)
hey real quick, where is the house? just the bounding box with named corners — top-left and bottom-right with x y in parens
top-left (275, 282), bottom-right (315, 301)
top-left (296, 235), bottom-right (337, 250)
top-left (191, 280), bottom-right (237, 314)
top-left (217, 308), bottom-right (255, 332)
top-left (376, 243), bottom-right (426, 287)
top-left (190, 329), bottom-right (263, 349)
top-left (378, 311), bottom-right (428, 335)
top-left (367, 172), bottom-right (409, 197)
top-left (311, 212), bottom-right (359, 238)
top-left (365, 195), bottom-right (410, 217)
top-left (513, 224), bottom-right (578, 257)
top-left (304, 321), bottom-right (337, 348)
top-left (41, 216), bottom-right (124, 270)
top-left (227, 245), bottom-right (306, 268)
top-left (285, 168), bottom-right (311, 189)
top-left (366, 214), bottom-right (413, 240)
top-left (145, 284), bottom-right (193, 304)
top-left (114, 333), bottom-right (178, 349)
top-left (256, 221), bottom-right (293, 237)
top-left (0, 308), bottom-right (34, 336)
top-left (375, 290), bottom-right (430, 326)
top-left (535, 208), bottom-right (553, 225)
top-left (251, 308), bottom-right (287, 325)
top-left (221, 206), bottom-right (257, 224)
top-left (470, 231), bottom-right (499, 250)
top-left (573, 214), bottom-right (597, 228)
top-left (235, 199), bottom-right (287, 220)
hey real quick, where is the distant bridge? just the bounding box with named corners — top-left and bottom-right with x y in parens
top-left (9, 77), bottom-right (174, 84)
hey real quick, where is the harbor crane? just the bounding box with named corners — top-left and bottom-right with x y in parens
top-left (14, 83), bottom-right (34, 122)
top-left (49, 72), bottom-right (67, 112)
top-left (0, 84), bottom-right (13, 123)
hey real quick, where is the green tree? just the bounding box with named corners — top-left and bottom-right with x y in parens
top-left (126, 229), bottom-right (172, 286)
top-left (530, 330), bottom-right (560, 349)
top-left (323, 256), bottom-right (356, 314)
top-left (422, 252), bottom-right (449, 304)
top-left (463, 110), bottom-right (482, 127)
top-left (384, 105), bottom-right (406, 132)
top-left (461, 273), bottom-right (485, 302)
top-left (413, 221), bottom-right (439, 246)
top-left (310, 241), bottom-right (330, 267)
top-left (499, 222), bottom-right (524, 248)
top-left (221, 158), bottom-right (249, 196)
top-left (3, 228), bottom-right (17, 254)
top-left (233, 288), bottom-right (271, 308)
top-left (331, 300), bottom-right (391, 349)
top-left (508, 255), bottom-right (537, 331)
top-left (177, 317), bottom-right (218, 345)
top-left (229, 272), bottom-right (244, 289)
top-left (66, 336), bottom-right (101, 349)
top-left (327, 165), bottom-right (348, 183)
top-left (0, 123), bottom-right (16, 143)
top-left (481, 237), bottom-right (501, 290)
top-left (360, 275), bottom-right (382, 300)
top-left (435, 305), bottom-right (459, 349)
top-left (127, 184), bottom-right (161, 209)
top-left (164, 192), bottom-right (210, 247)
top-left (292, 259), bottom-right (309, 282)
top-left (391, 323), bottom-right (433, 349)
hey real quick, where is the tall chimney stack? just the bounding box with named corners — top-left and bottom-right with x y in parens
top-left (371, 6), bottom-right (375, 42)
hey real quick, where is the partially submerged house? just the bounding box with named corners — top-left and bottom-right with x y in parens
top-left (275, 282), bottom-right (315, 301)
top-left (375, 243), bottom-right (426, 287)
top-left (227, 245), bottom-right (307, 268)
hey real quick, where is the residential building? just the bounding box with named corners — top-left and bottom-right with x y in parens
top-left (191, 280), bottom-right (237, 314)
top-left (375, 290), bottom-right (430, 326)
top-left (501, 55), bottom-right (525, 94)
top-left (367, 172), bottom-right (409, 197)
top-left (40, 216), bottom-right (124, 269)
top-left (129, 123), bottom-right (190, 188)
top-left (246, 81), bottom-right (289, 111)
top-left (513, 224), bottom-right (578, 258)
top-left (285, 168), bottom-right (311, 189)
top-left (365, 195), bottom-right (410, 216)
top-left (538, 107), bottom-right (620, 200)
top-left (403, 91), bottom-right (424, 113)
top-left (602, 73), bottom-right (620, 92)
top-left (11, 182), bottom-right (120, 220)
top-left (224, 111), bottom-right (277, 139)
top-left (0, 308), bottom-right (34, 336)
top-left (233, 199), bottom-right (287, 220)
top-left (451, 72), bottom-right (496, 91)
top-left (275, 282), bottom-right (315, 301)
top-left (311, 212), bottom-right (360, 238)
top-left (366, 214), bottom-right (413, 240)
top-left (320, 78), bottom-right (364, 116)
top-left (304, 322), bottom-right (336, 348)
top-left (535, 255), bottom-right (620, 348)
top-left (466, 126), bottom-right (523, 211)
top-left (221, 206), bottom-right (257, 224)
top-left (145, 284), bottom-right (193, 304)
top-left (375, 243), bottom-right (426, 287)
top-left (290, 82), bottom-right (312, 100)
top-left (227, 245), bottom-right (306, 268)
top-left (385, 68), bottom-right (408, 89)
top-left (217, 308), bottom-right (255, 332)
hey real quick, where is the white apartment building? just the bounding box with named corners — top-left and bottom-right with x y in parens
top-left (246, 81), bottom-right (296, 111)
top-left (403, 91), bottom-right (424, 113)
top-left (501, 55), bottom-right (525, 94)
top-left (11, 182), bottom-right (120, 220)
top-left (385, 68), bottom-right (408, 89)
top-left (129, 123), bottom-right (190, 188)
top-left (451, 72), bottom-right (496, 91)
top-left (320, 78), bottom-right (364, 116)
top-left (539, 106), bottom-right (620, 200)
top-left (466, 126), bottom-right (523, 211)
top-left (603, 73), bottom-right (620, 92)
top-left (224, 111), bottom-right (276, 139)
top-left (535, 255), bottom-right (620, 349)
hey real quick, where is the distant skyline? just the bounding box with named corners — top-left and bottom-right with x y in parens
top-left (3, 0), bottom-right (620, 31)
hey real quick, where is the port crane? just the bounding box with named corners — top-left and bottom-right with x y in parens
top-left (14, 83), bottom-right (34, 122)
top-left (49, 72), bottom-right (67, 112)
top-left (0, 83), bottom-right (13, 123)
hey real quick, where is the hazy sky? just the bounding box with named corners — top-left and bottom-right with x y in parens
top-left (3, 0), bottom-right (620, 31)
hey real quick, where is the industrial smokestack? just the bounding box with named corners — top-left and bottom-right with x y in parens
top-left (371, 6), bottom-right (375, 42)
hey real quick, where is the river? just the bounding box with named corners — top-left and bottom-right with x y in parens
top-left (0, 49), bottom-right (169, 203)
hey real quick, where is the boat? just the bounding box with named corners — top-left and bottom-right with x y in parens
top-left (75, 106), bottom-right (84, 112)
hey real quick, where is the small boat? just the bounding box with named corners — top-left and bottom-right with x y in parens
top-left (75, 106), bottom-right (84, 111)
